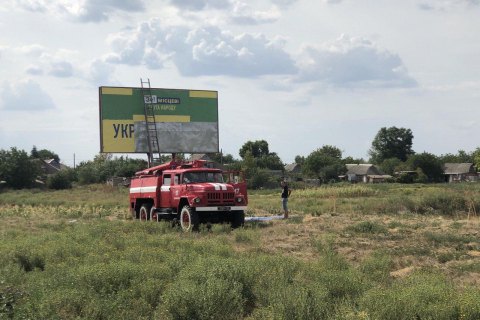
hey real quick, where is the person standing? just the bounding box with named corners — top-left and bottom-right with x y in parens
top-left (281, 180), bottom-right (292, 219)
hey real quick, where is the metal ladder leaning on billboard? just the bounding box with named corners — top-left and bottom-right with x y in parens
top-left (140, 78), bottom-right (161, 167)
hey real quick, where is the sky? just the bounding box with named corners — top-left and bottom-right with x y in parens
top-left (0, 0), bottom-right (479, 167)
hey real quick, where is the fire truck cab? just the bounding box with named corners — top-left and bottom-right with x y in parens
top-left (129, 159), bottom-right (248, 231)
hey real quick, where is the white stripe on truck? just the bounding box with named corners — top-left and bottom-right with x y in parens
top-left (129, 186), bottom-right (157, 194)
top-left (208, 183), bottom-right (228, 191)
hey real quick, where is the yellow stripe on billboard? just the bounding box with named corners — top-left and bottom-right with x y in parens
top-left (132, 115), bottom-right (191, 122)
top-left (189, 91), bottom-right (217, 99)
top-left (102, 87), bottom-right (133, 95)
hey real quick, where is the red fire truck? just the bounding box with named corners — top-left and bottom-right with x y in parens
top-left (129, 159), bottom-right (248, 231)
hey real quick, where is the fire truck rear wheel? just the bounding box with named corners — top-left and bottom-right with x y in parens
top-left (150, 206), bottom-right (158, 222)
top-left (180, 205), bottom-right (199, 232)
top-left (139, 204), bottom-right (152, 221)
top-left (231, 210), bottom-right (245, 229)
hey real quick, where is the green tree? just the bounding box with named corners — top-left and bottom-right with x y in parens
top-left (406, 152), bottom-right (444, 182)
top-left (76, 155), bottom-right (147, 185)
top-left (379, 157), bottom-right (403, 175)
top-left (239, 140), bottom-right (269, 159)
top-left (239, 140), bottom-right (284, 171)
top-left (294, 155), bottom-right (305, 165)
top-left (30, 146), bottom-right (39, 158)
top-left (473, 148), bottom-right (480, 170)
top-left (256, 152), bottom-right (284, 170)
top-left (76, 161), bottom-right (100, 184)
top-left (303, 145), bottom-right (346, 183)
top-left (30, 146), bottom-right (60, 162)
top-left (369, 127), bottom-right (414, 163)
top-left (342, 156), bottom-right (365, 165)
top-left (439, 150), bottom-right (474, 164)
top-left (47, 169), bottom-right (74, 189)
top-left (207, 152), bottom-right (237, 164)
top-left (239, 150), bottom-right (277, 189)
top-left (115, 158), bottom-right (148, 177)
top-left (0, 148), bottom-right (40, 189)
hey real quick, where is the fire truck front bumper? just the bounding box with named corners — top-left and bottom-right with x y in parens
top-left (195, 206), bottom-right (247, 212)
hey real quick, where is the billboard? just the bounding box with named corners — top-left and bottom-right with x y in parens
top-left (99, 86), bottom-right (219, 154)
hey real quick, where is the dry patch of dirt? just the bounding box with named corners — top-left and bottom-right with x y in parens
top-left (247, 211), bottom-right (480, 286)
top-left (390, 266), bottom-right (415, 278)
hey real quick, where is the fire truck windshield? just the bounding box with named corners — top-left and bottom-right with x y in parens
top-left (183, 172), bottom-right (224, 183)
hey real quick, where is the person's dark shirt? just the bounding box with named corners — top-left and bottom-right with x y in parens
top-left (281, 185), bottom-right (289, 198)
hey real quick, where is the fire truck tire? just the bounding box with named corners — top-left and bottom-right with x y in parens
top-left (180, 206), bottom-right (199, 232)
top-left (139, 204), bottom-right (151, 221)
top-left (231, 210), bottom-right (245, 229)
top-left (150, 207), bottom-right (158, 222)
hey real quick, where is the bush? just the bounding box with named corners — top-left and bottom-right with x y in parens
top-left (360, 272), bottom-right (459, 320)
top-left (76, 163), bottom-right (100, 184)
top-left (14, 253), bottom-right (45, 272)
top-left (420, 191), bottom-right (466, 215)
top-left (46, 170), bottom-right (73, 189)
top-left (161, 258), bottom-right (247, 319)
top-left (346, 221), bottom-right (388, 235)
top-left (360, 251), bottom-right (393, 284)
top-left (0, 148), bottom-right (40, 189)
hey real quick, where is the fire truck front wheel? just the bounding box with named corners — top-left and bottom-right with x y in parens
top-left (139, 204), bottom-right (152, 221)
top-left (180, 206), bottom-right (199, 232)
top-left (231, 210), bottom-right (245, 229)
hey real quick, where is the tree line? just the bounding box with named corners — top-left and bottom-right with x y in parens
top-left (1, 127), bottom-right (479, 190)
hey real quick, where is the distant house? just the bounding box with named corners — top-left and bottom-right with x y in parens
top-left (284, 163), bottom-right (302, 181)
top-left (443, 163), bottom-right (478, 183)
top-left (33, 158), bottom-right (69, 175)
top-left (344, 164), bottom-right (391, 183)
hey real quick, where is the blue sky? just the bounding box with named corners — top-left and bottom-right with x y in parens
top-left (0, 0), bottom-right (479, 166)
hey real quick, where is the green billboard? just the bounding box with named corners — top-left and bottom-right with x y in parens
top-left (99, 86), bottom-right (219, 153)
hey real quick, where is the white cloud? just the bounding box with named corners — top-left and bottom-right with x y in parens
top-left (169, 0), bottom-right (231, 11)
top-left (48, 61), bottom-right (74, 77)
top-left (17, 44), bottom-right (46, 57)
top-left (16, 0), bottom-right (47, 13)
top-left (12, 46), bottom-right (78, 78)
top-left (105, 22), bottom-right (152, 66)
top-left (87, 59), bottom-right (116, 86)
top-left (271, 0), bottom-right (298, 8)
top-left (295, 34), bottom-right (417, 88)
top-left (230, 1), bottom-right (281, 25)
top-left (105, 20), bottom-right (297, 77)
top-left (0, 79), bottom-right (55, 111)
top-left (419, 0), bottom-right (479, 11)
top-left (175, 27), bottom-right (297, 76)
top-left (13, 0), bottom-right (146, 22)
top-left (25, 65), bottom-right (44, 75)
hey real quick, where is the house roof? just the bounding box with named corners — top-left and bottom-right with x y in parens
top-left (45, 159), bottom-right (69, 170)
top-left (285, 163), bottom-right (301, 172)
top-left (346, 164), bottom-right (384, 176)
top-left (443, 163), bottom-right (475, 175)
top-left (190, 154), bottom-right (211, 161)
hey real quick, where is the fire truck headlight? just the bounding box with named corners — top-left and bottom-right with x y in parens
top-left (236, 197), bottom-right (243, 203)
top-left (194, 197), bottom-right (201, 203)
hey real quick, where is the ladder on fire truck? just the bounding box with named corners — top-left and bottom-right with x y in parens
top-left (140, 78), bottom-right (161, 167)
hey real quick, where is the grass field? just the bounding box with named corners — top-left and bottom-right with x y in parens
top-left (1, 183), bottom-right (480, 319)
